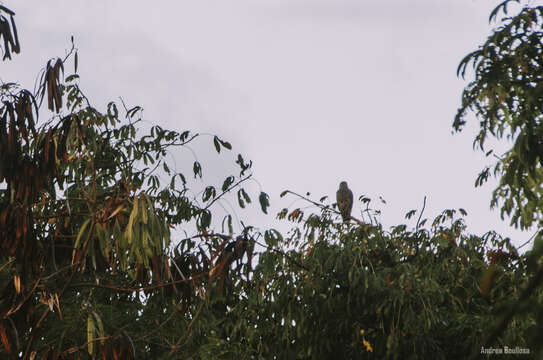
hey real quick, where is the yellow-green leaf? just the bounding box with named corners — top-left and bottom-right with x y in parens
top-left (87, 313), bottom-right (94, 355)
top-left (92, 311), bottom-right (105, 345)
top-left (141, 197), bottom-right (148, 224)
top-left (125, 197), bottom-right (139, 245)
top-left (72, 218), bottom-right (91, 263)
top-left (107, 203), bottom-right (124, 220)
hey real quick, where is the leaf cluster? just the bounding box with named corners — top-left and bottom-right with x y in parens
top-left (0, 7), bottom-right (269, 358)
top-left (189, 195), bottom-right (534, 359)
top-left (455, 0), bottom-right (543, 230)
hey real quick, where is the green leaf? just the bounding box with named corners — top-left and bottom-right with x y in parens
top-left (72, 218), bottom-right (91, 261)
top-left (199, 210), bottom-right (212, 229)
top-left (489, 0), bottom-right (519, 23)
top-left (203, 186), bottom-right (216, 202)
top-left (125, 197), bottom-right (139, 245)
top-left (219, 138), bottom-right (232, 150)
top-left (193, 161), bottom-right (202, 178)
top-left (65, 74), bottom-right (79, 82)
top-left (456, 49), bottom-right (482, 78)
top-left (213, 136), bottom-right (221, 153)
top-left (237, 189), bottom-right (246, 208)
top-left (107, 101), bottom-right (118, 119)
top-left (92, 311), bottom-right (105, 345)
top-left (438, 237), bottom-right (449, 248)
top-left (180, 130), bottom-right (190, 141)
top-left (264, 229), bottom-right (282, 247)
top-left (141, 197), bottom-right (148, 224)
top-left (222, 175), bottom-right (235, 191)
top-left (259, 192), bottom-right (270, 214)
top-left (87, 313), bottom-right (94, 355)
top-left (236, 153), bottom-right (252, 175)
top-left (127, 106), bottom-right (142, 118)
top-left (222, 214), bottom-right (233, 234)
top-left (240, 188), bottom-right (251, 204)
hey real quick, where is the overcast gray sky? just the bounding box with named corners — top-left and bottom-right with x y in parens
top-left (3, 1), bottom-right (534, 247)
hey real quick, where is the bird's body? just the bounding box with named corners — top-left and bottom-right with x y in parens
top-left (336, 181), bottom-right (353, 222)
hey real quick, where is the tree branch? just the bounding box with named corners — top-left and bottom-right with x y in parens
top-left (71, 272), bottom-right (207, 293)
top-left (415, 195), bottom-right (427, 232)
top-left (204, 174), bottom-right (252, 210)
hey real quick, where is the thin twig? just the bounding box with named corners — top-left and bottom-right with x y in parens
top-left (0, 258), bottom-right (14, 272)
top-left (517, 229), bottom-right (540, 250)
top-left (6, 316), bottom-right (19, 352)
top-left (285, 190), bottom-right (365, 226)
top-left (251, 237), bottom-right (311, 272)
top-left (204, 174), bottom-right (252, 210)
top-left (134, 311), bottom-right (177, 342)
top-left (415, 196), bottom-right (427, 232)
top-left (169, 301), bottom-right (205, 355)
top-left (59, 335), bottom-right (112, 356)
top-left (72, 272), bottom-right (207, 293)
top-left (61, 38), bottom-right (76, 64)
top-left (348, 215), bottom-right (366, 227)
top-left (23, 264), bottom-right (77, 358)
top-left (5, 277), bottom-right (42, 317)
top-left (41, 263), bottom-right (78, 281)
top-left (284, 190), bottom-right (331, 211)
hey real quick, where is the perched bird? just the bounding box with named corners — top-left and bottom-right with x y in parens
top-left (336, 181), bottom-right (353, 222)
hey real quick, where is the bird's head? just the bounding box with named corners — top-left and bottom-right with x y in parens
top-left (339, 181), bottom-right (348, 189)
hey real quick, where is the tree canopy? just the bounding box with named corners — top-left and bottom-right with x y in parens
top-left (1, 1), bottom-right (543, 359)
top-left (455, 0), bottom-right (543, 231)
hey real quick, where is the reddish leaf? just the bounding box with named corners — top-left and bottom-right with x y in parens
top-left (0, 323), bottom-right (12, 355)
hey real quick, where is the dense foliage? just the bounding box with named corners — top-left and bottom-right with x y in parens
top-left (1, 1), bottom-right (543, 359)
top-left (0, 5), bottom-right (268, 358)
top-left (195, 198), bottom-right (533, 359)
top-left (454, 2), bottom-right (543, 356)
top-left (455, 0), bottom-right (543, 230)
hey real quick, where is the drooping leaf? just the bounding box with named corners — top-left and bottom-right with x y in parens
top-left (87, 313), bottom-right (95, 355)
top-left (259, 192), bottom-right (270, 214)
top-left (193, 161), bottom-right (202, 178)
top-left (219, 138), bottom-right (232, 150)
top-left (213, 136), bottom-right (221, 153)
top-left (221, 175), bottom-right (235, 192)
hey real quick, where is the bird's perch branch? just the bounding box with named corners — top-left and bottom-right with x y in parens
top-left (282, 189), bottom-right (366, 227)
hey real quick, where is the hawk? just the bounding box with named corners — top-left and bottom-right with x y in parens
top-left (336, 181), bottom-right (353, 222)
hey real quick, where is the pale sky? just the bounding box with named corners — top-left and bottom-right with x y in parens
top-left (3, 1), bottom-right (534, 248)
